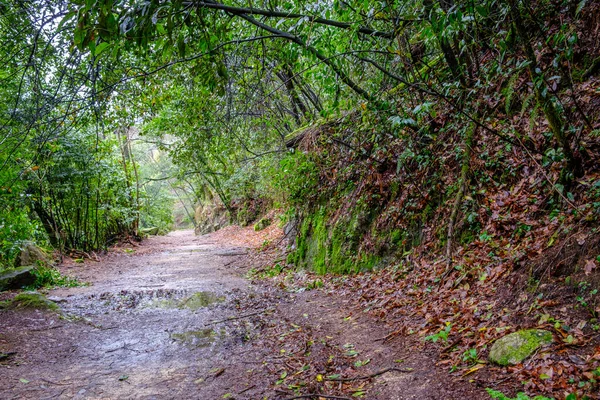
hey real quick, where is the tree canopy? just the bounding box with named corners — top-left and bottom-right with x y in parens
top-left (0, 0), bottom-right (597, 262)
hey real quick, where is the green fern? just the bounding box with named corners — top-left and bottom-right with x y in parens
top-left (529, 103), bottom-right (539, 132)
top-left (520, 93), bottom-right (535, 118)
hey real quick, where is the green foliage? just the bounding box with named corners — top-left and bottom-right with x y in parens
top-left (390, 230), bottom-right (404, 246)
top-left (503, 73), bottom-right (521, 115)
top-left (27, 130), bottom-right (136, 251)
top-left (425, 323), bottom-right (452, 343)
top-left (248, 263), bottom-right (286, 279)
top-left (139, 188), bottom-right (174, 234)
top-left (26, 265), bottom-right (81, 290)
top-left (305, 279), bottom-right (324, 290)
top-left (461, 348), bottom-right (479, 365)
top-left (0, 0), bottom-right (597, 287)
top-left (272, 152), bottom-right (319, 206)
top-left (485, 388), bottom-right (554, 400)
top-left (575, 280), bottom-right (598, 316)
top-left (0, 208), bottom-right (44, 268)
top-left (8, 292), bottom-right (59, 311)
top-left (134, 143), bottom-right (177, 234)
top-left (254, 217), bottom-right (272, 232)
top-left (289, 201), bottom-right (383, 275)
top-left (0, 3), bottom-right (138, 254)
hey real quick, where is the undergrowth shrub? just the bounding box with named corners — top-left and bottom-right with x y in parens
top-left (138, 188), bottom-right (174, 233)
top-left (26, 264), bottom-right (81, 289)
top-left (272, 151), bottom-right (319, 206)
top-left (0, 210), bottom-right (45, 269)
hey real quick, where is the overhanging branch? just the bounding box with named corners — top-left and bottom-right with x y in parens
top-left (193, 0), bottom-right (396, 39)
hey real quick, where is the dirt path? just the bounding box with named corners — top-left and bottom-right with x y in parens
top-left (0, 229), bottom-right (484, 399)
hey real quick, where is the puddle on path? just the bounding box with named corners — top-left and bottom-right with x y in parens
top-left (150, 291), bottom-right (225, 311)
top-left (160, 244), bottom-right (215, 255)
top-left (63, 289), bottom-right (226, 314)
top-left (170, 328), bottom-right (226, 348)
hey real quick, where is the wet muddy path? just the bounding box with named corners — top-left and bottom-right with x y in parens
top-left (1, 229), bottom-right (484, 399)
top-left (0, 230), bottom-right (271, 399)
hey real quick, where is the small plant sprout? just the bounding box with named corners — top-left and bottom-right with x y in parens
top-left (425, 323), bottom-right (452, 343)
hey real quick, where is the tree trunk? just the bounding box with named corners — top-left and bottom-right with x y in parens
top-left (508, 0), bottom-right (583, 183)
top-left (423, 0), bottom-right (465, 87)
top-left (446, 116), bottom-right (478, 260)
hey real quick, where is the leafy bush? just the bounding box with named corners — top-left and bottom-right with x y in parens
top-left (272, 151), bottom-right (319, 206)
top-left (27, 130), bottom-right (137, 251)
top-left (0, 208), bottom-right (44, 269)
top-left (0, 170), bottom-right (47, 268)
top-left (138, 188), bottom-right (174, 234)
top-left (27, 264), bottom-right (81, 289)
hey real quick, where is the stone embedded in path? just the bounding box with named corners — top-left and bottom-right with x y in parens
top-left (9, 292), bottom-right (59, 311)
top-left (0, 266), bottom-right (36, 291)
top-left (488, 329), bottom-right (553, 366)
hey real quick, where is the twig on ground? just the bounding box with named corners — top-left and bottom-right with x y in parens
top-left (206, 308), bottom-right (274, 325)
top-left (373, 329), bottom-right (402, 342)
top-left (441, 337), bottom-right (462, 353)
top-left (40, 388), bottom-right (67, 400)
top-left (40, 378), bottom-right (71, 386)
top-left (324, 367), bottom-right (413, 382)
top-left (238, 384), bottom-right (256, 394)
top-left (217, 252), bottom-right (248, 257)
top-left (491, 369), bottom-right (522, 387)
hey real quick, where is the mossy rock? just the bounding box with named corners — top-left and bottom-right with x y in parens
top-left (14, 241), bottom-right (50, 268)
top-left (253, 217), bottom-right (272, 231)
top-left (488, 329), bottom-right (553, 366)
top-left (0, 266), bottom-right (36, 291)
top-left (7, 292), bottom-right (59, 311)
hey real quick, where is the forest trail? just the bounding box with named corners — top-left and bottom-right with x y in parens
top-left (0, 229), bottom-right (483, 399)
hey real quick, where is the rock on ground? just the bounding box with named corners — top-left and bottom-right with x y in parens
top-left (0, 266), bottom-right (36, 291)
top-left (8, 292), bottom-right (59, 311)
top-left (488, 329), bottom-right (553, 366)
top-left (14, 241), bottom-right (50, 268)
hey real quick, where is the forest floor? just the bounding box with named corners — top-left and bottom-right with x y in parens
top-left (0, 227), bottom-right (486, 399)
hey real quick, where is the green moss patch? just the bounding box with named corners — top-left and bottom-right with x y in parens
top-left (7, 292), bottom-right (59, 311)
top-left (488, 329), bottom-right (553, 366)
top-left (253, 217), bottom-right (272, 231)
top-left (289, 203), bottom-right (383, 275)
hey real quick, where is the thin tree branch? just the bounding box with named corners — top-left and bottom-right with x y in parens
top-left (194, 0), bottom-right (397, 38)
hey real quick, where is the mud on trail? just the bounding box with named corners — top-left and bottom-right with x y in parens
top-left (0, 228), bottom-right (483, 399)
